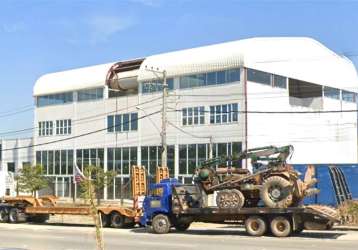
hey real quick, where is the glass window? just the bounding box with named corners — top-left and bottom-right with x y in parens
top-left (68, 150), bottom-right (73, 175)
top-left (216, 71), bottom-right (226, 84)
top-left (78, 88), bottom-right (103, 102)
top-left (227, 69), bottom-right (240, 82)
top-left (141, 146), bottom-right (148, 168)
top-left (206, 72), bottom-right (216, 85)
top-left (182, 108), bottom-right (187, 125)
top-left (210, 106), bottom-right (215, 124)
top-left (342, 90), bottom-right (356, 103)
top-left (187, 108), bottom-right (193, 125)
top-left (130, 113), bottom-right (138, 130)
top-left (107, 148), bottom-right (114, 172)
top-left (179, 145), bottom-right (187, 175)
top-left (141, 78), bottom-right (174, 93)
top-left (273, 75), bottom-right (287, 89)
top-left (122, 148), bottom-right (129, 175)
top-left (324, 86), bottom-right (340, 100)
top-left (36, 92), bottom-right (73, 107)
top-left (115, 114), bottom-right (122, 132)
top-left (107, 116), bottom-right (114, 132)
top-left (61, 150), bottom-right (67, 175)
top-left (123, 114), bottom-right (130, 131)
top-left (247, 69), bottom-right (271, 85)
top-left (199, 106), bottom-right (205, 124)
top-left (55, 150), bottom-right (60, 175)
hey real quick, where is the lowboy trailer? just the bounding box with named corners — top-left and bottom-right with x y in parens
top-left (0, 166), bottom-right (162, 228)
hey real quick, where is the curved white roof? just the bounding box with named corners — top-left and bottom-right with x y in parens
top-left (34, 37), bottom-right (358, 96)
top-left (33, 62), bottom-right (115, 96)
top-left (138, 37), bottom-right (358, 93)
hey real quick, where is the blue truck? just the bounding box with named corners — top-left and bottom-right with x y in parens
top-left (140, 178), bottom-right (339, 237)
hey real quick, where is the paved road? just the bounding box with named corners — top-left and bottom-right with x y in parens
top-left (0, 223), bottom-right (357, 250)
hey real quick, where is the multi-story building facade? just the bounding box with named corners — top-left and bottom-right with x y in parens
top-left (30, 37), bottom-right (358, 200)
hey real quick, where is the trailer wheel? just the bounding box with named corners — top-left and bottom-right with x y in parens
top-left (245, 216), bottom-right (267, 236)
top-left (152, 214), bottom-right (171, 234)
top-left (260, 176), bottom-right (293, 208)
top-left (174, 222), bottom-right (191, 232)
top-left (0, 208), bottom-right (9, 223)
top-left (111, 212), bottom-right (125, 228)
top-left (270, 216), bottom-right (292, 237)
top-left (8, 208), bottom-right (19, 223)
top-left (100, 213), bottom-right (110, 227)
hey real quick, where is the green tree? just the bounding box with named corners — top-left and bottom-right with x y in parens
top-left (16, 164), bottom-right (48, 197)
top-left (79, 165), bottom-right (116, 250)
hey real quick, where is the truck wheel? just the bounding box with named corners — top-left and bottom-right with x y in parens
top-left (8, 208), bottom-right (19, 223)
top-left (231, 190), bottom-right (245, 209)
top-left (260, 176), bottom-right (293, 208)
top-left (30, 215), bottom-right (49, 223)
top-left (100, 213), bottom-right (110, 227)
top-left (174, 222), bottom-right (191, 232)
top-left (111, 212), bottom-right (125, 228)
top-left (0, 208), bottom-right (9, 223)
top-left (270, 216), bottom-right (292, 237)
top-left (245, 216), bottom-right (267, 236)
top-left (152, 214), bottom-right (171, 234)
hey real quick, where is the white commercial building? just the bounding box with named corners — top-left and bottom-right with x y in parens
top-left (0, 138), bottom-right (33, 196)
top-left (10, 36), bottom-right (357, 200)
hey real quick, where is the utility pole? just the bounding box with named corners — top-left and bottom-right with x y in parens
top-left (161, 70), bottom-right (168, 168)
top-left (144, 66), bottom-right (168, 168)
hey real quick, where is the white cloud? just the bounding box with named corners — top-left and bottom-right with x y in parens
top-left (1, 22), bottom-right (25, 33)
top-left (87, 15), bottom-right (135, 43)
top-left (129, 0), bottom-right (163, 7)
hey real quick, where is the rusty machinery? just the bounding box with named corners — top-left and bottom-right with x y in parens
top-left (194, 145), bottom-right (319, 209)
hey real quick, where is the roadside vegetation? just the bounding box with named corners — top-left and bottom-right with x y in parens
top-left (339, 200), bottom-right (358, 225)
top-left (15, 164), bottom-right (48, 197)
top-left (80, 165), bottom-right (117, 250)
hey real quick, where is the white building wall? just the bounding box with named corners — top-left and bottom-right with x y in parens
top-left (246, 79), bottom-right (357, 164)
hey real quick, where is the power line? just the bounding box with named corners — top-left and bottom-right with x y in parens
top-left (1, 110), bottom-right (161, 152)
top-left (0, 96), bottom-right (162, 137)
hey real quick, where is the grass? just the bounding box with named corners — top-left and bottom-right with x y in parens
top-left (338, 200), bottom-right (358, 225)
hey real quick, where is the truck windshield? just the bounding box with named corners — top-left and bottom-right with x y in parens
top-left (150, 187), bottom-right (163, 196)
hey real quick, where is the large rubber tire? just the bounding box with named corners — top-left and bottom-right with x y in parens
top-left (0, 208), bottom-right (9, 223)
top-left (260, 176), bottom-right (293, 208)
top-left (111, 212), bottom-right (125, 228)
top-left (216, 189), bottom-right (245, 209)
top-left (100, 213), bottom-right (110, 228)
top-left (270, 216), bottom-right (292, 237)
top-left (174, 222), bottom-right (191, 232)
top-left (245, 216), bottom-right (267, 236)
top-left (152, 214), bottom-right (171, 234)
top-left (8, 208), bottom-right (19, 223)
top-left (29, 215), bottom-right (49, 223)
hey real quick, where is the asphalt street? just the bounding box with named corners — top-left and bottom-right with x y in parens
top-left (0, 223), bottom-right (357, 250)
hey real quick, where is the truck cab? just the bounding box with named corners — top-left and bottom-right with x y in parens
top-left (140, 178), bottom-right (200, 234)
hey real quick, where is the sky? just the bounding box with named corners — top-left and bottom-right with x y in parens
top-left (0, 0), bottom-right (358, 138)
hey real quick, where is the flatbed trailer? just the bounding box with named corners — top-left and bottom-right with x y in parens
top-left (0, 165), bottom-right (154, 228)
top-left (141, 179), bottom-right (340, 237)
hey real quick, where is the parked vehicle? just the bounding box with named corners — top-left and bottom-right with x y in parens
top-left (140, 178), bottom-right (339, 237)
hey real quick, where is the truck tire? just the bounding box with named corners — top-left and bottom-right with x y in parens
top-left (270, 216), bottom-right (292, 237)
top-left (260, 176), bottom-right (293, 208)
top-left (174, 222), bottom-right (191, 232)
top-left (8, 208), bottom-right (19, 223)
top-left (152, 214), bottom-right (171, 234)
top-left (245, 216), bottom-right (267, 236)
top-left (0, 208), bottom-right (9, 223)
top-left (29, 215), bottom-right (49, 223)
top-left (111, 212), bottom-right (125, 228)
top-left (100, 212), bottom-right (110, 227)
